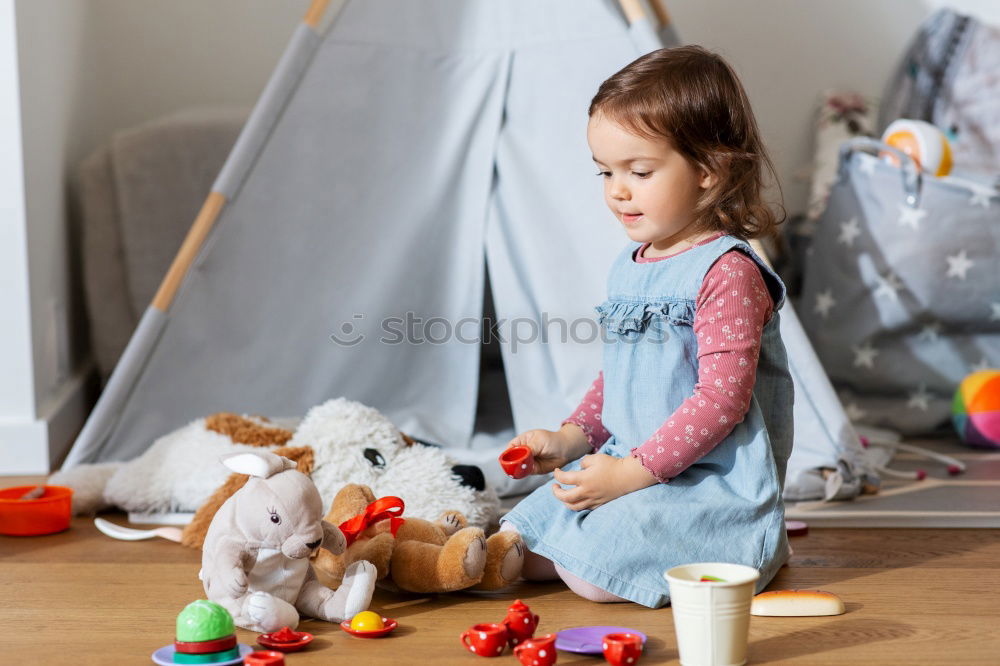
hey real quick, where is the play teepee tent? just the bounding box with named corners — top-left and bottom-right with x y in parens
top-left (63, 0), bottom-right (873, 502)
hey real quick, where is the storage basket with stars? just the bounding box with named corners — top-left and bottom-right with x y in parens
top-left (797, 136), bottom-right (999, 435)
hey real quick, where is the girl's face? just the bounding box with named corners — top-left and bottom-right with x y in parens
top-left (587, 112), bottom-right (715, 252)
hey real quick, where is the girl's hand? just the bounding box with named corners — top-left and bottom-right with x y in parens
top-left (551, 454), bottom-right (658, 511)
top-left (504, 425), bottom-right (591, 475)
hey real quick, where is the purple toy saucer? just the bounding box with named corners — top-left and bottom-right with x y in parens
top-left (151, 643), bottom-right (252, 665)
top-left (555, 626), bottom-right (647, 654)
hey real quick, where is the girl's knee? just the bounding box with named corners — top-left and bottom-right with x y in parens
top-left (499, 521), bottom-right (558, 581)
top-left (555, 564), bottom-right (626, 603)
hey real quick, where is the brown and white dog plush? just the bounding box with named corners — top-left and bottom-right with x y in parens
top-left (200, 450), bottom-right (376, 632)
top-left (52, 399), bottom-right (500, 537)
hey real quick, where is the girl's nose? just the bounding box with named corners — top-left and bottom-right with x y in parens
top-left (609, 179), bottom-right (630, 201)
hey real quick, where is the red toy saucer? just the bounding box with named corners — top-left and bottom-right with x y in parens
top-left (257, 629), bottom-right (314, 652)
top-left (339, 618), bottom-right (398, 638)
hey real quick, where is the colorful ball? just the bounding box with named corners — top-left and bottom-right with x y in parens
top-left (881, 119), bottom-right (953, 177)
top-left (952, 370), bottom-right (1000, 449)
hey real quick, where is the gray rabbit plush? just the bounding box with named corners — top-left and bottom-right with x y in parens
top-left (199, 450), bottom-right (376, 632)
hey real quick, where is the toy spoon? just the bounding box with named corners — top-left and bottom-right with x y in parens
top-left (94, 517), bottom-right (183, 542)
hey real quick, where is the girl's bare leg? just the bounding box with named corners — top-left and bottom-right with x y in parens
top-left (498, 522), bottom-right (624, 600)
top-left (499, 522), bottom-right (558, 581)
top-left (553, 564), bottom-right (627, 602)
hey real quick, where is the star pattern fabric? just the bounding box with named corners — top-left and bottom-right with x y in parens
top-left (838, 217), bottom-right (861, 246)
top-left (562, 250), bottom-right (773, 483)
top-left (796, 136), bottom-right (999, 435)
top-left (815, 289), bottom-right (836, 318)
top-left (897, 204), bottom-right (927, 230)
top-left (946, 250), bottom-right (974, 280)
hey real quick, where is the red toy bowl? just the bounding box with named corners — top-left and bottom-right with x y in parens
top-left (257, 629), bottom-right (314, 652)
top-left (499, 446), bottom-right (534, 479)
top-left (0, 485), bottom-right (73, 536)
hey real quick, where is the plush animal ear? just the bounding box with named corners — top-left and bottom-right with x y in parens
top-left (321, 519), bottom-right (347, 555)
top-left (221, 451), bottom-right (295, 478)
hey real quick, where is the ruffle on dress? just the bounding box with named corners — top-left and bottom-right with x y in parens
top-left (595, 299), bottom-right (695, 334)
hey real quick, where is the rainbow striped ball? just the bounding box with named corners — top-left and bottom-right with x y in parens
top-left (952, 370), bottom-right (1000, 449)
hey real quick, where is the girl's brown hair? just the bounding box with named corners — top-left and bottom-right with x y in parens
top-left (589, 45), bottom-right (784, 239)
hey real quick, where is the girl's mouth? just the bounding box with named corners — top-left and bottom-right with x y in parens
top-left (622, 213), bottom-right (643, 225)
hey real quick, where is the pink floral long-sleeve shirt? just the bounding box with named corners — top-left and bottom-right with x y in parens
top-left (561, 243), bottom-right (774, 483)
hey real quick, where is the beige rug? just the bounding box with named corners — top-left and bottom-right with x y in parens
top-left (786, 435), bottom-right (1000, 527)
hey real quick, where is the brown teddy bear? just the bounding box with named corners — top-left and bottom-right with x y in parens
top-left (313, 484), bottom-right (524, 594)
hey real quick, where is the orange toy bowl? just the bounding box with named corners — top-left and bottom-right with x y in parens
top-left (0, 485), bottom-right (73, 536)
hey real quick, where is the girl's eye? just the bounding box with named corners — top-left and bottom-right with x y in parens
top-left (595, 171), bottom-right (611, 178)
top-left (632, 171), bottom-right (651, 178)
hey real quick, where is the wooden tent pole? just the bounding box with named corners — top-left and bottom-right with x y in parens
top-left (618, 0), bottom-right (646, 24)
top-left (750, 240), bottom-right (775, 268)
top-left (304, 0), bottom-right (332, 29)
top-left (150, 0), bottom-right (334, 313)
top-left (151, 192), bottom-right (227, 311)
top-left (648, 0), bottom-right (672, 28)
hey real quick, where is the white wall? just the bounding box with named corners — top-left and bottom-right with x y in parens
top-left (0, 0), bottom-right (34, 423)
top-left (0, 0), bottom-right (95, 473)
top-left (82, 0), bottom-right (313, 157)
top-left (3, 0), bottom-right (310, 472)
top-left (2, 0), bottom-right (995, 472)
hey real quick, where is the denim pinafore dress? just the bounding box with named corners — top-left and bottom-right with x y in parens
top-left (503, 235), bottom-right (794, 608)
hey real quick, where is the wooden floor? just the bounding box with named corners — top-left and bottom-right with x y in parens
top-left (3, 484), bottom-right (1000, 664)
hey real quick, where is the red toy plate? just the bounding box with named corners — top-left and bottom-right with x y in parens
top-left (257, 630), bottom-right (314, 652)
top-left (339, 618), bottom-right (398, 638)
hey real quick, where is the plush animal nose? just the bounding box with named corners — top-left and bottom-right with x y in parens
top-left (306, 539), bottom-right (322, 550)
top-left (452, 465), bottom-right (485, 491)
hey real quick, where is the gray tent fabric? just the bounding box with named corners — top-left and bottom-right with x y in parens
top-left (64, 0), bottom-right (873, 504)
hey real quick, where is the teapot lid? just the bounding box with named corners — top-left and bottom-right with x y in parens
top-left (507, 599), bottom-right (531, 613)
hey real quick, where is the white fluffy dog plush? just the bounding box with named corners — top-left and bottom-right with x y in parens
top-left (52, 398), bottom-right (500, 529)
top-left (291, 398), bottom-right (499, 528)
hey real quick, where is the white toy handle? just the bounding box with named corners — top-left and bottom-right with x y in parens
top-left (838, 136), bottom-right (923, 208)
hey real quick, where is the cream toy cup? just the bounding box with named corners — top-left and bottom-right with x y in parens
top-left (664, 562), bottom-right (759, 666)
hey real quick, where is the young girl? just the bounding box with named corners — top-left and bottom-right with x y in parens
top-left (500, 45), bottom-right (794, 608)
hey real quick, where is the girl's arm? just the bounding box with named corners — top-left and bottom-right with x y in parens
top-left (630, 250), bottom-right (774, 482)
top-left (560, 373), bottom-right (612, 452)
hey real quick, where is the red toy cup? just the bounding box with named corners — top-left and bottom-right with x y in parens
top-left (0, 485), bottom-right (73, 536)
top-left (513, 633), bottom-right (557, 666)
top-left (460, 623), bottom-right (508, 657)
top-left (244, 650), bottom-right (285, 665)
top-left (499, 446), bottom-right (534, 479)
top-left (602, 632), bottom-right (643, 666)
